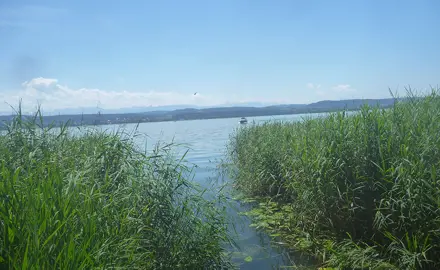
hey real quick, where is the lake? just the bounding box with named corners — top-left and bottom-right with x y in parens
top-left (0, 110), bottom-right (361, 267)
top-left (2, 112), bottom-right (331, 268)
top-left (98, 113), bottom-right (325, 269)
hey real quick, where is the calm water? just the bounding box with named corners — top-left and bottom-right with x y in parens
top-left (1, 111), bottom-right (355, 267)
top-left (2, 113), bottom-right (326, 268)
top-left (101, 113), bottom-right (322, 269)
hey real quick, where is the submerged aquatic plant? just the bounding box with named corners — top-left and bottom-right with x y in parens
top-left (227, 89), bottom-right (440, 269)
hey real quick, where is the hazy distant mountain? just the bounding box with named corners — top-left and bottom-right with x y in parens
top-left (49, 105), bottom-right (198, 115)
top-left (0, 97), bottom-right (399, 128)
top-left (24, 102), bottom-right (276, 115)
top-left (307, 98), bottom-right (396, 109)
top-left (45, 99), bottom-right (394, 116)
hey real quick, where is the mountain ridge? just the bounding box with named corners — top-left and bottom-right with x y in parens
top-left (0, 97), bottom-right (397, 127)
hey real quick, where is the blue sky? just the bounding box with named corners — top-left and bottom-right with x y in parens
top-left (0, 0), bottom-right (439, 112)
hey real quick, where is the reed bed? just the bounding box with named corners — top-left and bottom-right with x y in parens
top-left (0, 107), bottom-right (232, 269)
top-left (227, 90), bottom-right (440, 269)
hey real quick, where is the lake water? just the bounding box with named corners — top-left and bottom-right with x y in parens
top-left (0, 110), bottom-right (354, 268)
top-left (100, 113), bottom-right (323, 269)
top-left (1, 112), bottom-right (330, 268)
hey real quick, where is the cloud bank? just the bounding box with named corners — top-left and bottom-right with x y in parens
top-left (308, 82), bottom-right (358, 99)
top-left (1, 77), bottom-right (225, 113)
top-left (332, 84), bottom-right (356, 92)
top-left (1, 78), bottom-right (364, 114)
top-left (306, 83), bottom-right (321, 90)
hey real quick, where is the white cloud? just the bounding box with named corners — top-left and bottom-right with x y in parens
top-left (22, 77), bottom-right (58, 88)
top-left (1, 77), bottom-right (227, 112)
top-left (311, 83), bottom-right (359, 100)
top-left (332, 84), bottom-right (356, 92)
top-left (306, 83), bottom-right (321, 89)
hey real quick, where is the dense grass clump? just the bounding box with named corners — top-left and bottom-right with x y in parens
top-left (228, 90), bottom-right (440, 269)
top-left (0, 108), bottom-right (232, 269)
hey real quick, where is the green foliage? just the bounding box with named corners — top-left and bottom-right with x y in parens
top-left (0, 105), bottom-right (232, 269)
top-left (227, 89), bottom-right (440, 269)
top-left (244, 256), bottom-right (253, 263)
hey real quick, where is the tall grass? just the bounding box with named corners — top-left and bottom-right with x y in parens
top-left (0, 106), bottom-right (233, 269)
top-left (227, 90), bottom-right (440, 269)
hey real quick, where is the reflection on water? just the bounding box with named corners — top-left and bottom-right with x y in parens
top-left (96, 114), bottom-right (321, 269)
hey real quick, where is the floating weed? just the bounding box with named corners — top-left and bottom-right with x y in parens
top-left (244, 256), bottom-right (253, 263)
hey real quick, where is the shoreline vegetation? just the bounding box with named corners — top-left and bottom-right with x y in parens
top-left (1, 90), bottom-right (436, 269)
top-left (227, 90), bottom-right (440, 269)
top-left (0, 98), bottom-right (396, 129)
top-left (0, 107), bottom-right (234, 269)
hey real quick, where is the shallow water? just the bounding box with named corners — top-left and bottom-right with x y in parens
top-left (92, 114), bottom-right (323, 268)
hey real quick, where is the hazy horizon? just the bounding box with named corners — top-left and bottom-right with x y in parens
top-left (0, 96), bottom-right (399, 116)
top-left (1, 0), bottom-right (439, 112)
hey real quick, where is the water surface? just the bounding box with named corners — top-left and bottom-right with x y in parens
top-left (101, 114), bottom-right (321, 269)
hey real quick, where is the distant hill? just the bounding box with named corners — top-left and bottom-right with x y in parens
top-left (0, 98), bottom-right (398, 128)
top-left (307, 98), bottom-right (396, 109)
top-left (3, 102), bottom-right (277, 116)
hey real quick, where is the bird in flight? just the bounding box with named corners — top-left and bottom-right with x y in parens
top-left (194, 92), bottom-right (198, 95)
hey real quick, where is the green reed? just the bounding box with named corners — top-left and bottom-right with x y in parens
top-left (227, 89), bottom-right (440, 269)
top-left (0, 105), bottom-right (233, 269)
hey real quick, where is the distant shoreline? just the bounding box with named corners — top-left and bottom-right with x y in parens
top-left (0, 97), bottom-right (397, 128)
top-left (89, 107), bottom-right (365, 127)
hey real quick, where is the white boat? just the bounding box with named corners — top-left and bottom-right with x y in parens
top-left (239, 117), bottom-right (248, 124)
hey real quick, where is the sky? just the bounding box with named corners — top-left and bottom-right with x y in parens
top-left (0, 0), bottom-right (439, 113)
